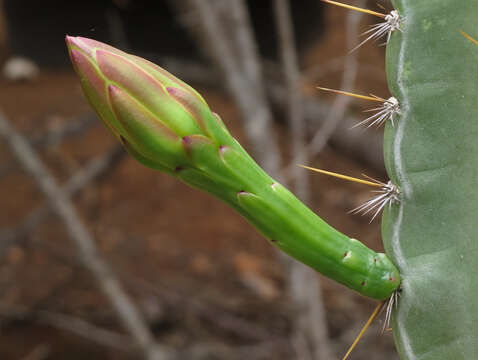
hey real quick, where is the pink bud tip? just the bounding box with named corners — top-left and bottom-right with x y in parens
top-left (65, 36), bottom-right (93, 56)
top-left (69, 48), bottom-right (81, 65)
top-left (65, 35), bottom-right (125, 58)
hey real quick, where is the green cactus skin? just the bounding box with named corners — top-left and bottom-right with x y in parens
top-left (66, 36), bottom-right (400, 300)
top-left (382, 1), bottom-right (478, 358)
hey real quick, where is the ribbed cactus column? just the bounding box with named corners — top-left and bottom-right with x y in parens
top-left (382, 1), bottom-right (478, 359)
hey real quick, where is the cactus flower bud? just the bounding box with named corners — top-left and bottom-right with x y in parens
top-left (65, 36), bottom-right (235, 172)
top-left (66, 37), bottom-right (400, 300)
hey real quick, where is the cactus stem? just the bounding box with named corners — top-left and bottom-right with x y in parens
top-left (320, 0), bottom-right (386, 19)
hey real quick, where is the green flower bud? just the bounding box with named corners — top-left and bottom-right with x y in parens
top-left (66, 36), bottom-right (400, 300)
top-left (65, 36), bottom-right (233, 172)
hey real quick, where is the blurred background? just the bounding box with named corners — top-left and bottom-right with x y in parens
top-left (0, 0), bottom-right (398, 359)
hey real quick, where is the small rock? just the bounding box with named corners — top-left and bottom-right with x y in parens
top-left (2, 56), bottom-right (40, 81)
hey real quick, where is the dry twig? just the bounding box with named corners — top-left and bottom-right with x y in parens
top-left (0, 302), bottom-right (137, 352)
top-left (273, 0), bottom-right (309, 202)
top-left (0, 113), bottom-right (97, 179)
top-left (185, 0), bottom-right (282, 175)
top-left (0, 146), bottom-right (125, 257)
top-left (0, 111), bottom-right (170, 360)
top-left (273, 1), bottom-right (333, 359)
top-left (307, 0), bottom-right (366, 155)
top-left (21, 344), bottom-right (51, 360)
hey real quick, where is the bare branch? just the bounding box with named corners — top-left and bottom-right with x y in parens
top-left (0, 302), bottom-right (137, 352)
top-left (226, 0), bottom-right (265, 94)
top-left (266, 76), bottom-right (384, 173)
top-left (0, 146), bottom-right (125, 257)
top-left (273, 0), bottom-right (309, 200)
top-left (272, 2), bottom-right (333, 359)
top-left (0, 111), bottom-right (171, 360)
top-left (21, 344), bottom-right (51, 360)
top-left (30, 113), bottom-right (97, 148)
top-left (184, 0), bottom-right (282, 176)
top-left (122, 273), bottom-right (275, 342)
top-left (2, 297), bottom-right (289, 360)
top-left (3, 223), bottom-right (277, 347)
top-left (307, 0), bottom-right (367, 156)
top-left (0, 113), bottom-right (96, 178)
